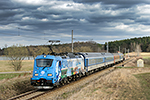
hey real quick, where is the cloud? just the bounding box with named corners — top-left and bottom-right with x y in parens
top-left (0, 0), bottom-right (150, 47)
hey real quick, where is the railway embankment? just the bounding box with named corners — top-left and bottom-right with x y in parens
top-left (0, 75), bottom-right (34, 100)
top-left (39, 67), bottom-right (150, 100)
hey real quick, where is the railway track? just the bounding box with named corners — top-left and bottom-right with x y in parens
top-left (114, 57), bottom-right (135, 67)
top-left (8, 58), bottom-right (134, 100)
top-left (8, 89), bottom-right (46, 100)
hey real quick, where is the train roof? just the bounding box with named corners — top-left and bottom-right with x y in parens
top-left (35, 52), bottom-right (123, 60)
top-left (35, 53), bottom-right (82, 59)
top-left (101, 53), bottom-right (114, 57)
top-left (118, 53), bottom-right (124, 56)
top-left (61, 53), bottom-right (82, 59)
top-left (112, 53), bottom-right (119, 56)
top-left (80, 52), bottom-right (104, 57)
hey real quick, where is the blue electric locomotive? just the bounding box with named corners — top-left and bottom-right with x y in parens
top-left (31, 53), bottom-right (85, 89)
top-left (31, 52), bottom-right (124, 89)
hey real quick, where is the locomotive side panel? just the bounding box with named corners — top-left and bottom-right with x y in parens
top-left (61, 58), bottom-right (84, 79)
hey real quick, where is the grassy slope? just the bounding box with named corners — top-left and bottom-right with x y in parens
top-left (0, 75), bottom-right (34, 100)
top-left (135, 73), bottom-right (150, 100)
top-left (0, 73), bottom-right (31, 81)
top-left (54, 68), bottom-right (150, 100)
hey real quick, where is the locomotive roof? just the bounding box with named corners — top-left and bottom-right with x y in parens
top-left (81, 52), bottom-right (104, 57)
top-left (60, 52), bottom-right (82, 59)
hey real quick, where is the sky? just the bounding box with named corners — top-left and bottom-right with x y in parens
top-left (0, 0), bottom-right (150, 48)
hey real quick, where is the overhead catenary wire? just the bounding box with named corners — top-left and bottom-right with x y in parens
top-left (0, 32), bottom-right (49, 40)
top-left (0, 32), bottom-right (63, 49)
top-left (0, 26), bottom-right (92, 47)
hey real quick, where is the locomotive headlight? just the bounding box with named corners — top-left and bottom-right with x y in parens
top-left (48, 74), bottom-right (52, 76)
top-left (35, 74), bottom-right (38, 76)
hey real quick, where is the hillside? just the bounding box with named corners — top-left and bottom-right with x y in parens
top-left (0, 41), bottom-right (104, 56)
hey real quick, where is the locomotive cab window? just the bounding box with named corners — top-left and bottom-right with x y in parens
top-left (36, 59), bottom-right (53, 67)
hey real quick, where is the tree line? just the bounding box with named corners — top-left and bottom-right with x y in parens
top-left (104, 36), bottom-right (150, 53)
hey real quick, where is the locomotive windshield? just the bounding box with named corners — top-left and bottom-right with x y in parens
top-left (36, 59), bottom-right (53, 67)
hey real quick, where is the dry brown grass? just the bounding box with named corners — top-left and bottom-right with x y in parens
top-left (0, 75), bottom-right (34, 100)
top-left (0, 60), bottom-right (34, 72)
top-left (124, 57), bottom-right (137, 67)
top-left (62, 68), bottom-right (150, 100)
top-left (127, 52), bottom-right (150, 57)
top-left (140, 52), bottom-right (150, 56)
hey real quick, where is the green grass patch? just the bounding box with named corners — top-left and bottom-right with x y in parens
top-left (0, 73), bottom-right (31, 81)
top-left (116, 66), bottom-right (137, 69)
top-left (116, 65), bottom-right (150, 68)
top-left (134, 73), bottom-right (150, 100)
top-left (143, 56), bottom-right (150, 59)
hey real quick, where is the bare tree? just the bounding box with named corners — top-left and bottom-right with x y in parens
top-left (28, 46), bottom-right (49, 59)
top-left (135, 44), bottom-right (141, 56)
top-left (4, 44), bottom-right (28, 71)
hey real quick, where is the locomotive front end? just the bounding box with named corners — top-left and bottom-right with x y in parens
top-left (31, 55), bottom-right (59, 89)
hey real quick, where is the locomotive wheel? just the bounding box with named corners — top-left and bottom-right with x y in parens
top-left (61, 82), bottom-right (65, 86)
top-left (72, 75), bottom-right (76, 81)
top-left (66, 78), bottom-right (70, 84)
top-left (85, 72), bottom-right (89, 76)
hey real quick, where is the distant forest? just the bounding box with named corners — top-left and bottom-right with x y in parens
top-left (105, 36), bottom-right (150, 53)
top-left (1, 36), bottom-right (150, 56)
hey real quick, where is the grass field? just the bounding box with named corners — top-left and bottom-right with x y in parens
top-left (128, 52), bottom-right (150, 59)
top-left (135, 73), bottom-right (150, 100)
top-left (0, 60), bottom-right (34, 72)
